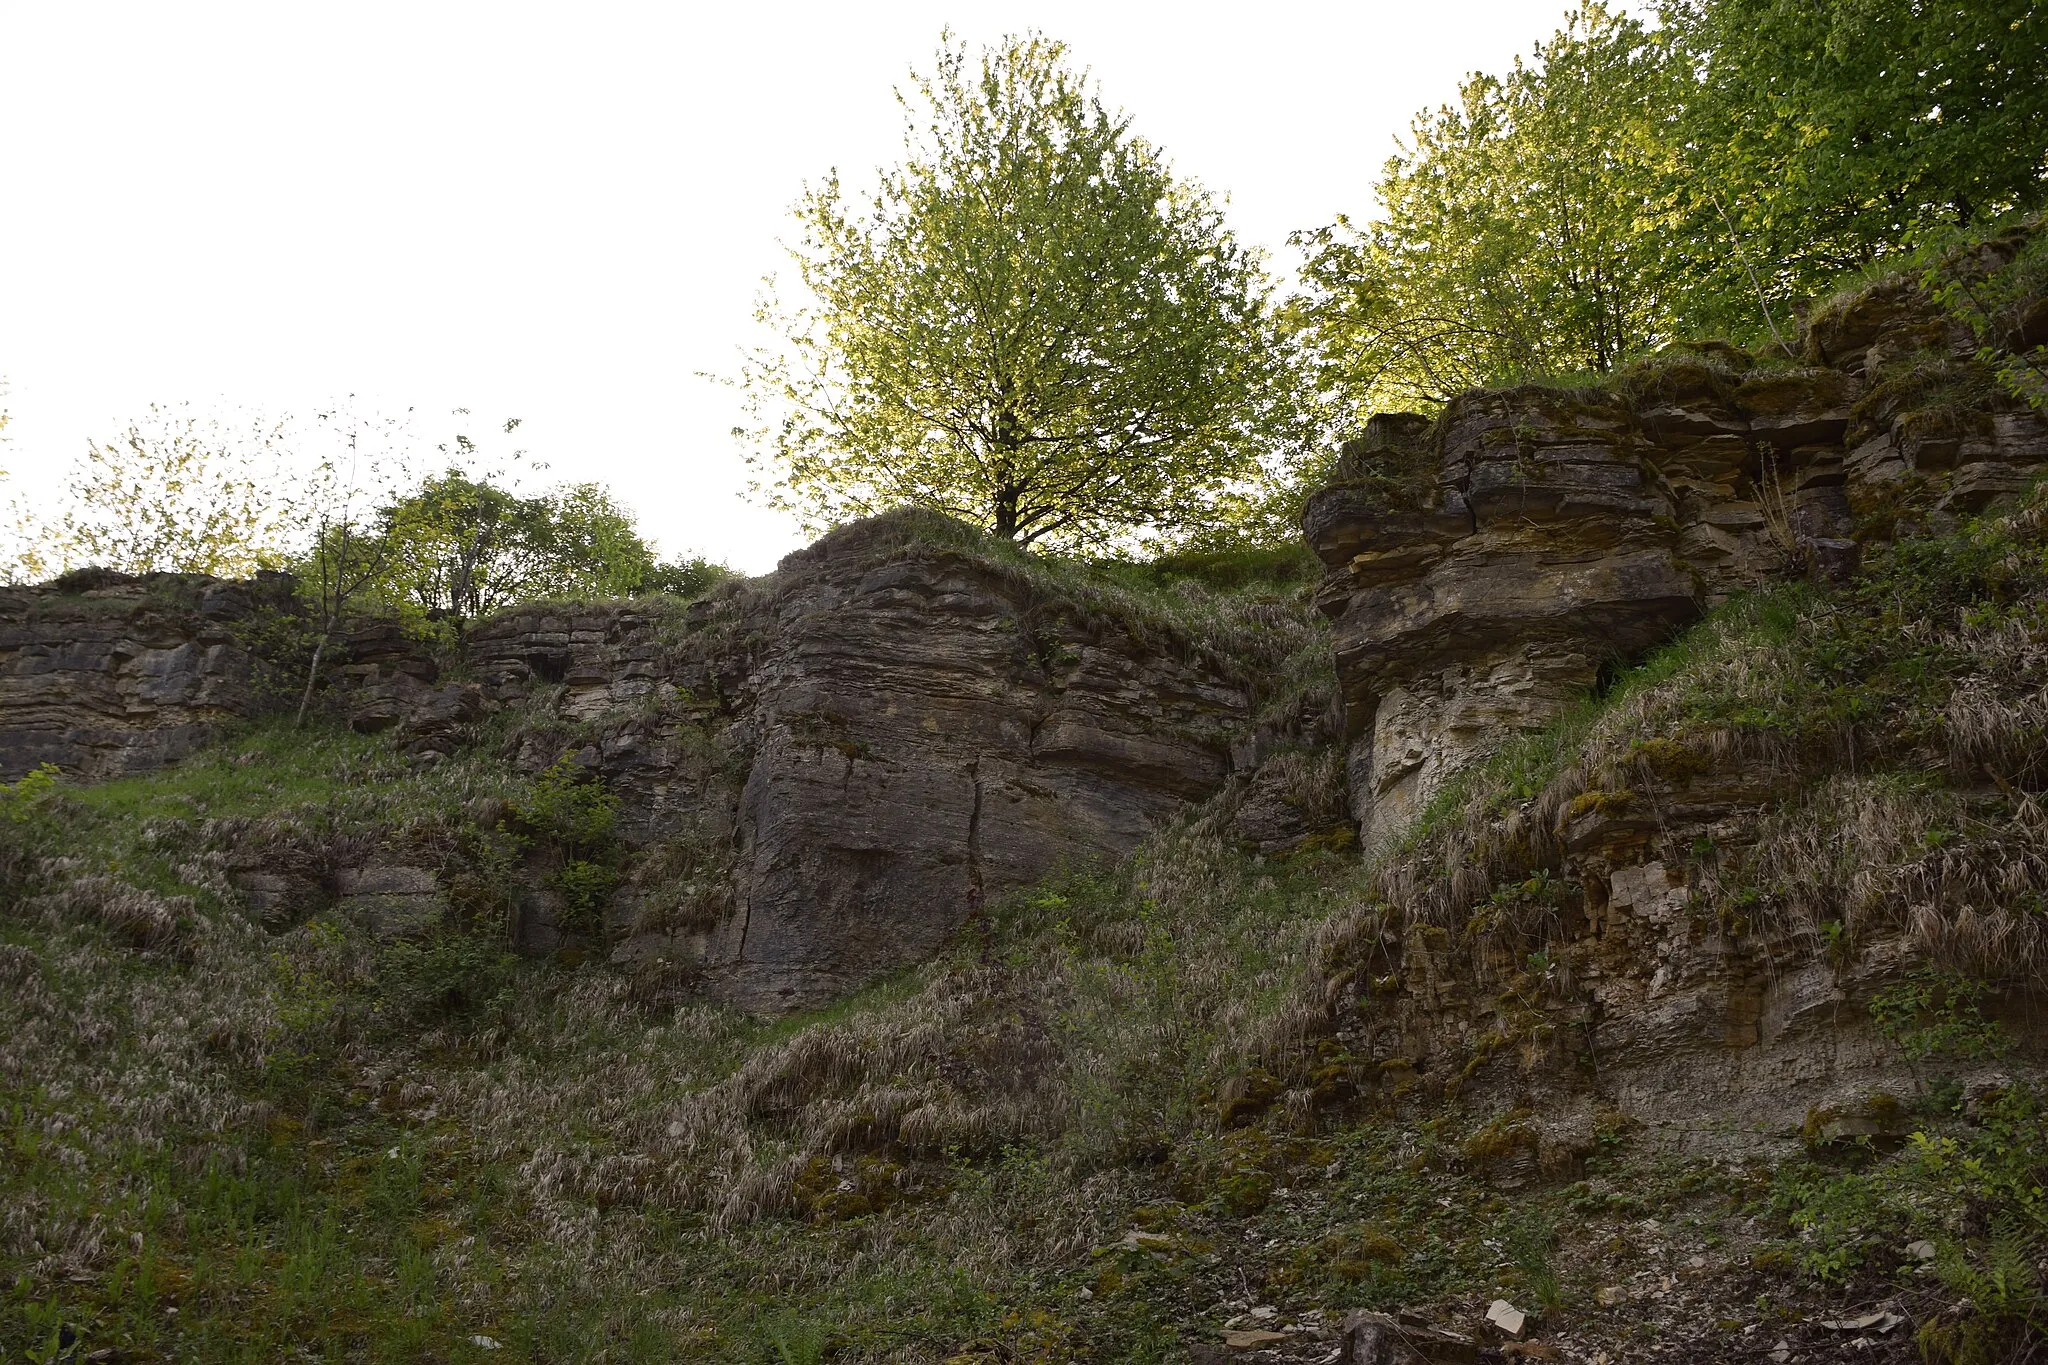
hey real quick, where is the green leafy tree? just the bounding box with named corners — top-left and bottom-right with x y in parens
top-left (641, 553), bottom-right (733, 599)
top-left (742, 32), bottom-right (1305, 551)
top-left (537, 481), bottom-right (674, 598)
top-left (1293, 3), bottom-right (1693, 415)
top-left (373, 467), bottom-right (709, 634)
top-left (1296, 0), bottom-right (2048, 424)
top-left (1669, 0), bottom-right (2048, 286)
top-left (38, 403), bottom-right (298, 578)
top-left (377, 468), bottom-right (556, 627)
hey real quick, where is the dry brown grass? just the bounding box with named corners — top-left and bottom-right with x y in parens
top-left (14, 489), bottom-right (2048, 1356)
top-left (1293, 488), bottom-right (2048, 1068)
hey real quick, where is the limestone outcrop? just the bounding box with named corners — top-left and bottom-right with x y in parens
top-left (1305, 325), bottom-right (2048, 845)
top-left (0, 569), bottom-right (292, 781)
top-left (1294, 271), bottom-right (2048, 1154)
top-left (0, 517), bottom-right (1283, 1009)
top-left (1327, 764), bottom-right (2027, 1159)
top-left (467, 514), bottom-right (1267, 1007)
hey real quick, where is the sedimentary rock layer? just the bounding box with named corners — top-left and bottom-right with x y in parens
top-left (1305, 322), bottom-right (2048, 844)
top-left (0, 571), bottom-right (289, 781)
top-left (468, 515), bottom-right (1259, 1008)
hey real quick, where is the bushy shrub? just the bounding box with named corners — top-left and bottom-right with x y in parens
top-left (503, 755), bottom-right (621, 935)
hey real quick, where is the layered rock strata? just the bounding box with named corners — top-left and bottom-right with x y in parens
top-left (466, 515), bottom-right (1260, 1007)
top-left (1308, 742), bottom-right (2048, 1166)
top-left (1297, 272), bottom-right (2048, 1152)
top-left (0, 570), bottom-right (292, 781)
top-left (1305, 332), bottom-right (2048, 844)
top-left (0, 518), bottom-right (1275, 1009)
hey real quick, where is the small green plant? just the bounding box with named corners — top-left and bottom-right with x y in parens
top-left (1505, 1210), bottom-right (1564, 1310)
top-left (1915, 1221), bottom-right (2048, 1364)
top-left (19, 1296), bottom-right (71, 1365)
top-left (1870, 969), bottom-right (2010, 1062)
top-left (509, 754), bottom-right (618, 849)
top-left (0, 763), bottom-right (61, 822)
top-left (504, 754), bottom-right (621, 934)
top-left (761, 1308), bottom-right (829, 1365)
top-left (1924, 227), bottom-right (2048, 416)
top-left (377, 933), bottom-right (522, 1023)
top-left (554, 859), bottom-right (620, 925)
top-left (0, 764), bottom-right (63, 905)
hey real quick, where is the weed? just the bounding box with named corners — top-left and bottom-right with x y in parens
top-left (1505, 1209), bottom-right (1565, 1310)
top-left (503, 753), bottom-right (622, 935)
top-left (1870, 968), bottom-right (2011, 1062)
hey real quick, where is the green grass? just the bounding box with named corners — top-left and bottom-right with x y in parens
top-left (1395, 584), bottom-right (1812, 854)
top-left (0, 709), bottom-right (1365, 1360)
top-left (63, 721), bottom-right (387, 825)
top-left (11, 491), bottom-right (2048, 1359)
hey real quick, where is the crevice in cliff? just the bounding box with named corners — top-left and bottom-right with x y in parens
top-left (964, 753), bottom-right (989, 960)
top-left (964, 752), bottom-right (985, 899)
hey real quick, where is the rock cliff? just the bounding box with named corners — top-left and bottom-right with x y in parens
top-left (1289, 270), bottom-right (2048, 1154)
top-left (1304, 313), bottom-right (2048, 845)
top-left (0, 569), bottom-right (293, 781)
top-left (0, 515), bottom-right (1309, 1009)
top-left (466, 514), bottom-right (1286, 1007)
top-left (10, 252), bottom-right (2048, 1363)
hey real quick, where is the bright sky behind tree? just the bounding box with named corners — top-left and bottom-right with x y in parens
top-left (0, 1), bottom-right (1626, 573)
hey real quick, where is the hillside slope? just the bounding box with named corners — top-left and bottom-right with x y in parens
top-left (6, 239), bottom-right (2048, 1363)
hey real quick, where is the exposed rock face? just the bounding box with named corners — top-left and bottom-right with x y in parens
top-left (1325, 751), bottom-right (2048, 1162)
top-left (0, 570), bottom-right (291, 781)
top-left (333, 865), bottom-right (448, 940)
top-left (1305, 328), bottom-right (2048, 844)
top-left (336, 621), bottom-right (484, 758)
top-left (1295, 269), bottom-right (2048, 1154)
top-left (0, 519), bottom-right (1276, 1009)
top-left (467, 514), bottom-right (1262, 1007)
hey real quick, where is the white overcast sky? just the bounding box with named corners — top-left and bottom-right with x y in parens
top-left (2, 1), bottom-right (1611, 574)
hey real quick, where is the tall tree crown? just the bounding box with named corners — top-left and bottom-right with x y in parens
top-left (743, 33), bottom-right (1302, 552)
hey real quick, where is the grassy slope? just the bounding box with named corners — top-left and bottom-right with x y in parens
top-left (6, 505), bottom-right (2048, 1363)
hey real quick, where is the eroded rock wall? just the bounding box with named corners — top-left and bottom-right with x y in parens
top-left (0, 519), bottom-right (1275, 1009)
top-left (465, 515), bottom-right (1263, 1008)
top-left (1296, 262), bottom-right (2048, 1155)
top-left (0, 571), bottom-right (293, 781)
top-left (1319, 750), bottom-right (2048, 1164)
top-left (1305, 321), bottom-right (2048, 845)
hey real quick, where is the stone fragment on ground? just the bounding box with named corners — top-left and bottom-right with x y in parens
top-left (1484, 1301), bottom-right (1528, 1337)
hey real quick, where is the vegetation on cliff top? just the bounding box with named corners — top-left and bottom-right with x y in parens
top-left (736, 34), bottom-right (1306, 556)
top-left (1293, 0), bottom-right (2048, 415)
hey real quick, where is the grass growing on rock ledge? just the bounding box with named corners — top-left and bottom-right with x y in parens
top-left (0, 744), bottom-right (1368, 1360)
top-left (779, 510), bottom-right (1329, 697)
top-left (9, 506), bottom-right (2048, 1362)
top-left (1369, 483), bottom-right (2048, 969)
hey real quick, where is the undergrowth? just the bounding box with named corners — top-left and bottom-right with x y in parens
top-left (8, 495), bottom-right (2048, 1359)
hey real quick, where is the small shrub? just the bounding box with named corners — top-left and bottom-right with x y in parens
top-left (504, 754), bottom-right (622, 935)
top-left (1870, 968), bottom-right (2010, 1062)
top-left (507, 754), bottom-right (618, 850)
top-left (0, 763), bottom-right (62, 823)
top-left (377, 933), bottom-right (522, 1023)
top-left (0, 764), bottom-right (62, 901)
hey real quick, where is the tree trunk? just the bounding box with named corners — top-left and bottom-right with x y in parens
top-left (294, 634), bottom-right (328, 729)
top-left (991, 395), bottom-right (1025, 540)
